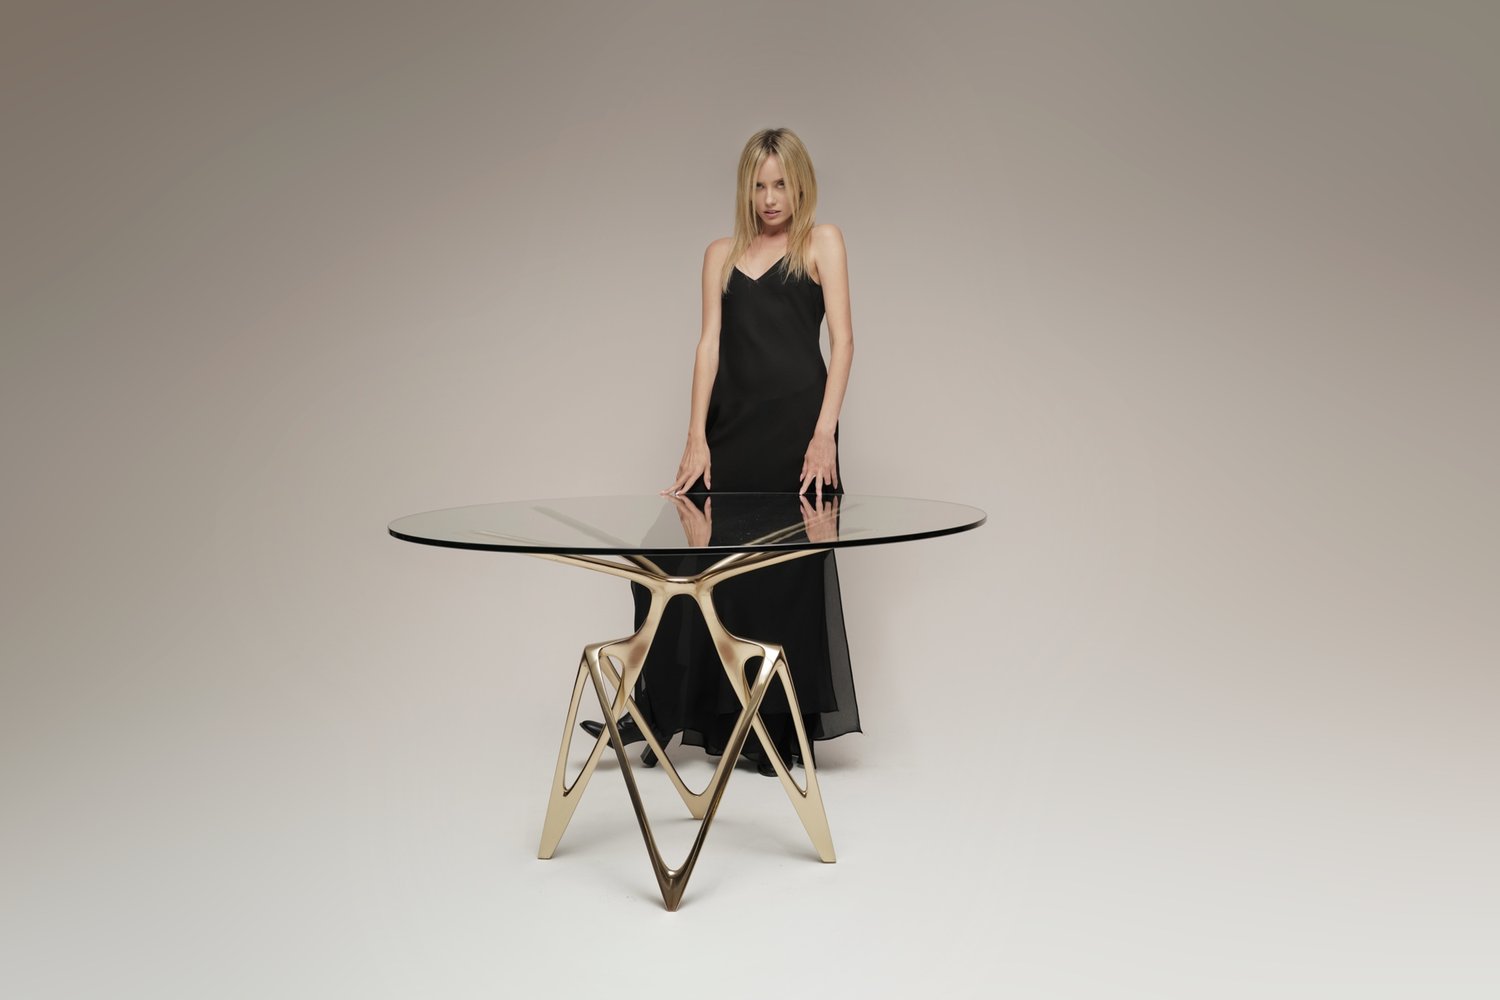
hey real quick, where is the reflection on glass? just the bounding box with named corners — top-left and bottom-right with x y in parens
top-left (668, 494), bottom-right (713, 548)
top-left (798, 494), bottom-right (840, 545)
top-left (657, 493), bottom-right (842, 548)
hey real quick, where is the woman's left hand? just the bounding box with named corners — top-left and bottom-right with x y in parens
top-left (799, 431), bottom-right (839, 500)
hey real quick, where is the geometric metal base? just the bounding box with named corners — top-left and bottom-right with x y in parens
top-left (528, 546), bottom-right (836, 911)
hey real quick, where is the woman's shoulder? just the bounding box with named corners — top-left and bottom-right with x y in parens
top-left (808, 223), bottom-right (845, 260)
top-left (705, 236), bottom-right (734, 262)
top-left (807, 224), bottom-right (845, 281)
top-left (810, 223), bottom-right (844, 246)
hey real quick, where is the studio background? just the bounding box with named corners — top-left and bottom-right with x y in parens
top-left (3, 2), bottom-right (1495, 997)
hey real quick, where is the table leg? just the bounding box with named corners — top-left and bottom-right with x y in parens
top-left (529, 548), bottom-right (837, 910)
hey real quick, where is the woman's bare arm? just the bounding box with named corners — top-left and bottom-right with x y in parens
top-left (799, 224), bottom-right (853, 498)
top-left (665, 238), bottom-right (731, 494)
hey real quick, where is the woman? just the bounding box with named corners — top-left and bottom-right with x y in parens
top-left (584, 127), bottom-right (859, 774)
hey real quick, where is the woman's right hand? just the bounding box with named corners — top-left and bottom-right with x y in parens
top-left (663, 436), bottom-right (711, 495)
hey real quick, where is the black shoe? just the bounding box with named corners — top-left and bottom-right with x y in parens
top-left (580, 718), bottom-right (644, 745)
top-left (579, 719), bottom-right (658, 768)
top-left (757, 756), bottom-right (779, 777)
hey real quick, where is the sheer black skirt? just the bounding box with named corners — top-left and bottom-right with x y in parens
top-left (628, 549), bottom-right (860, 768)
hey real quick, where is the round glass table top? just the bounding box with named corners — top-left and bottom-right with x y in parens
top-left (388, 493), bottom-right (986, 556)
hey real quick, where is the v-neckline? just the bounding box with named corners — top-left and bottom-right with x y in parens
top-left (734, 253), bottom-right (786, 282)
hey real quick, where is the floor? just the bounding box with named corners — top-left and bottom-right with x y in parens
top-left (5, 527), bottom-right (1493, 998)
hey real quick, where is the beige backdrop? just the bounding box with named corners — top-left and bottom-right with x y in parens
top-left (3, 2), bottom-right (1496, 997)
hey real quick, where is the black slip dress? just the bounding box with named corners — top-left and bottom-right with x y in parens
top-left (629, 252), bottom-right (860, 767)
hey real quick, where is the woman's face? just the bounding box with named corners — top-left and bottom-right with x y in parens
top-left (752, 155), bottom-right (792, 231)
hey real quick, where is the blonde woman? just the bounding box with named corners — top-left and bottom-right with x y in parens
top-left (584, 128), bottom-right (860, 775)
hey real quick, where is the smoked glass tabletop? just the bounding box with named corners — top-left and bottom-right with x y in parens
top-left (388, 494), bottom-right (986, 556)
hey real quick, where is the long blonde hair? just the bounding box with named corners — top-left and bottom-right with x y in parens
top-left (720, 128), bottom-right (819, 293)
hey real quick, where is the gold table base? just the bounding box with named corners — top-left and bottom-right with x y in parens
top-left (530, 547), bottom-right (836, 911)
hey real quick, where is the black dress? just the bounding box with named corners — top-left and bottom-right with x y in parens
top-left (630, 254), bottom-right (860, 767)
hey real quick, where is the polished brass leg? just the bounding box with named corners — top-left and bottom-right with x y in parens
top-left (530, 547), bottom-right (837, 909)
top-left (536, 639), bottom-right (642, 858)
top-left (585, 636), bottom-right (779, 911)
top-left (593, 653), bottom-right (713, 819)
top-left (537, 589), bottom-right (664, 859)
top-left (696, 588), bottom-right (836, 863)
top-left (535, 649), bottom-right (606, 859)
